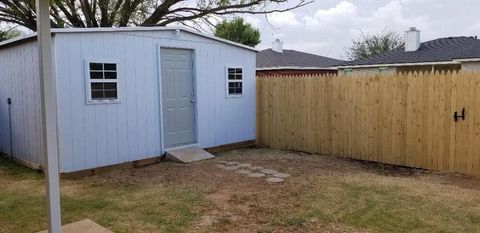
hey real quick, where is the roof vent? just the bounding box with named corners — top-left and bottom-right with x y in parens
top-left (405, 27), bottom-right (421, 52)
top-left (272, 39), bottom-right (283, 53)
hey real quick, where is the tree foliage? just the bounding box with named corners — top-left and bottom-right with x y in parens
top-left (0, 27), bottom-right (20, 41)
top-left (346, 31), bottom-right (405, 60)
top-left (214, 17), bottom-right (260, 47)
top-left (0, 0), bottom-right (311, 31)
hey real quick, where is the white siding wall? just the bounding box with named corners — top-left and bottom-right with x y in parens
top-left (54, 30), bottom-right (256, 172)
top-left (0, 41), bottom-right (44, 167)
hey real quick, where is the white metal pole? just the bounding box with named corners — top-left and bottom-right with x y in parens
top-left (36, 0), bottom-right (62, 232)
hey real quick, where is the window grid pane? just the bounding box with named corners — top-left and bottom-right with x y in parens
top-left (89, 63), bottom-right (103, 71)
top-left (104, 71), bottom-right (117, 79)
top-left (104, 63), bottom-right (117, 71)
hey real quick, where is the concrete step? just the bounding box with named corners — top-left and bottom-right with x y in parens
top-left (37, 219), bottom-right (112, 233)
top-left (165, 146), bottom-right (215, 163)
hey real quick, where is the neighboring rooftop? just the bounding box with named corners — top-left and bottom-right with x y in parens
top-left (339, 36), bottom-right (480, 67)
top-left (257, 39), bottom-right (344, 70)
top-left (257, 48), bottom-right (345, 70)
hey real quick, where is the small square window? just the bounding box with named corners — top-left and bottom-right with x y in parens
top-left (227, 67), bottom-right (243, 96)
top-left (87, 62), bottom-right (118, 102)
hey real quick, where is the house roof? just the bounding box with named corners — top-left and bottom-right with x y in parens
top-left (0, 26), bottom-right (259, 52)
top-left (338, 36), bottom-right (480, 68)
top-left (257, 49), bottom-right (345, 70)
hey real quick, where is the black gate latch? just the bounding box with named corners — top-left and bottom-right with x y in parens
top-left (454, 108), bottom-right (466, 122)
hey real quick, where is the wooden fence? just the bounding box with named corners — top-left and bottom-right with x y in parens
top-left (256, 72), bottom-right (480, 176)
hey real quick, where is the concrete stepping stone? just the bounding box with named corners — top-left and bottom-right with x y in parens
top-left (37, 219), bottom-right (112, 233)
top-left (266, 177), bottom-right (284, 183)
top-left (235, 169), bottom-right (252, 175)
top-left (238, 163), bottom-right (252, 168)
top-left (273, 173), bottom-right (291, 178)
top-left (223, 165), bottom-right (240, 171)
top-left (216, 164), bottom-right (226, 169)
top-left (226, 161), bottom-right (240, 166)
top-left (260, 169), bottom-right (278, 175)
top-left (247, 172), bottom-right (266, 178)
top-left (216, 160), bottom-right (228, 164)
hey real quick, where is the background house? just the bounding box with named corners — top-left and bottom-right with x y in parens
top-left (338, 27), bottom-right (480, 75)
top-left (257, 39), bottom-right (344, 76)
top-left (0, 27), bottom-right (257, 173)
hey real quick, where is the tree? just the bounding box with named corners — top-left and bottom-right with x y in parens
top-left (346, 31), bottom-right (405, 60)
top-left (0, 0), bottom-right (311, 31)
top-left (0, 27), bottom-right (21, 41)
top-left (214, 17), bottom-right (260, 47)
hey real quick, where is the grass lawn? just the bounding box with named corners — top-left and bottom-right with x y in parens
top-left (2, 148), bottom-right (480, 233)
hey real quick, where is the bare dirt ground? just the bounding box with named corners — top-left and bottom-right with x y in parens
top-left (78, 146), bottom-right (480, 233)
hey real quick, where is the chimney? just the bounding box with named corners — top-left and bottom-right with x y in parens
top-left (405, 27), bottom-right (421, 52)
top-left (272, 39), bottom-right (283, 53)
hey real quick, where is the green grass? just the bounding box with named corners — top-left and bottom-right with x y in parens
top-left (0, 155), bottom-right (42, 180)
top-left (0, 156), bottom-right (208, 233)
top-left (273, 179), bottom-right (480, 233)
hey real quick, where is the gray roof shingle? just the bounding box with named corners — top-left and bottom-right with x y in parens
top-left (339, 36), bottom-right (480, 67)
top-left (257, 49), bottom-right (345, 69)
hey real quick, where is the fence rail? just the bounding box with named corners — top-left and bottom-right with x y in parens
top-left (256, 72), bottom-right (480, 176)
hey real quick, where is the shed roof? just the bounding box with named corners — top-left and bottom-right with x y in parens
top-left (0, 26), bottom-right (259, 52)
top-left (256, 49), bottom-right (345, 70)
top-left (338, 36), bottom-right (480, 68)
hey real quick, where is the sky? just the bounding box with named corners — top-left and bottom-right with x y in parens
top-left (241, 0), bottom-right (480, 60)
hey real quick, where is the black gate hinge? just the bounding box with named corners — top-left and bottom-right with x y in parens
top-left (454, 108), bottom-right (466, 122)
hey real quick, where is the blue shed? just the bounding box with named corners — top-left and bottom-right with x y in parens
top-left (0, 27), bottom-right (257, 173)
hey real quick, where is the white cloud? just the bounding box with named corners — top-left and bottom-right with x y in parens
top-left (243, 15), bottom-right (261, 29)
top-left (267, 12), bottom-right (301, 28)
top-left (304, 1), bottom-right (428, 36)
top-left (304, 1), bottom-right (357, 31)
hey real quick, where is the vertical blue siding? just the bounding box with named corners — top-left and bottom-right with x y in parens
top-left (0, 41), bottom-right (44, 167)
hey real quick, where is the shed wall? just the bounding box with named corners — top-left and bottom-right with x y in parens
top-left (54, 31), bottom-right (256, 172)
top-left (0, 41), bottom-right (44, 167)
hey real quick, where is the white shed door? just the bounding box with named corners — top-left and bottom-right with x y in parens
top-left (160, 48), bottom-right (196, 149)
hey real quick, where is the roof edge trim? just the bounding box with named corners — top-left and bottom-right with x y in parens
top-left (257, 66), bottom-right (338, 71)
top-left (0, 26), bottom-right (259, 52)
top-left (0, 32), bottom-right (37, 48)
top-left (337, 60), bottom-right (462, 69)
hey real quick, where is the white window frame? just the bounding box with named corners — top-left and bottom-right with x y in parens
top-left (225, 66), bottom-right (244, 98)
top-left (85, 60), bottom-right (120, 104)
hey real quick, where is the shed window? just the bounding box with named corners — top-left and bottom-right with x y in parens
top-left (87, 62), bottom-right (118, 102)
top-left (227, 68), bottom-right (243, 96)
